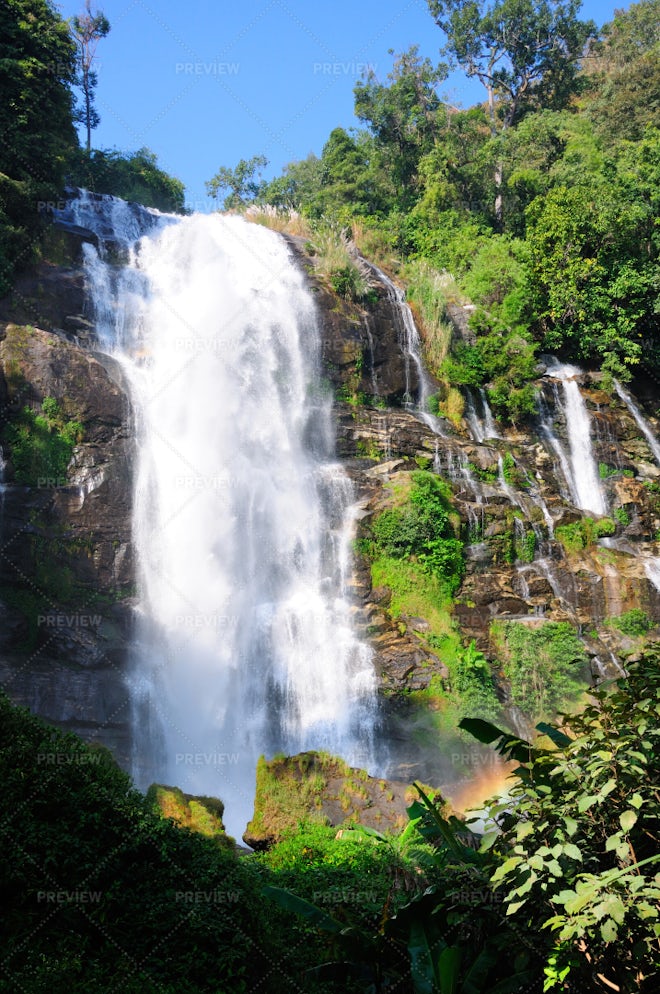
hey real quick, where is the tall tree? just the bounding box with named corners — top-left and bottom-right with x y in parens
top-left (206, 155), bottom-right (268, 209)
top-left (354, 46), bottom-right (447, 208)
top-left (0, 0), bottom-right (78, 291)
top-left (71, 1), bottom-right (110, 153)
top-left (426, 0), bottom-right (596, 222)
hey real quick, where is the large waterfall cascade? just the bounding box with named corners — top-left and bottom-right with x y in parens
top-left (67, 192), bottom-right (378, 836)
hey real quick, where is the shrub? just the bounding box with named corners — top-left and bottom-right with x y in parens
top-left (610, 608), bottom-right (652, 637)
top-left (493, 620), bottom-right (589, 721)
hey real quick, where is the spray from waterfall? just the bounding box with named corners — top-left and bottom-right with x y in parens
top-left (69, 192), bottom-right (378, 837)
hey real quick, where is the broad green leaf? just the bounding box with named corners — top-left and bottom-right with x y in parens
top-left (408, 919), bottom-right (442, 994)
top-left (630, 793), bottom-right (644, 809)
top-left (563, 815), bottom-right (578, 836)
top-left (506, 898), bottom-right (528, 915)
top-left (577, 794), bottom-right (599, 813)
top-left (437, 945), bottom-right (462, 994)
top-left (602, 895), bottom-right (626, 924)
top-left (600, 778), bottom-right (617, 797)
top-left (535, 721), bottom-right (571, 748)
top-left (605, 832), bottom-right (622, 852)
top-left (547, 859), bottom-right (563, 877)
top-left (516, 821), bottom-right (534, 841)
top-left (491, 856), bottom-right (522, 882)
top-left (479, 829), bottom-right (500, 852)
top-left (262, 886), bottom-right (344, 934)
top-left (562, 843), bottom-right (582, 862)
top-left (619, 809), bottom-right (638, 832)
top-left (600, 918), bottom-right (618, 943)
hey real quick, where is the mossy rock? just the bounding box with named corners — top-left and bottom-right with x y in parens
top-left (243, 750), bottom-right (443, 850)
top-left (146, 783), bottom-right (234, 847)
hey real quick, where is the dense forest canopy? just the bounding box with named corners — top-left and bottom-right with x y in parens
top-left (220, 0), bottom-right (658, 413)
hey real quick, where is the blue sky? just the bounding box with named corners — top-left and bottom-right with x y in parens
top-left (56, 0), bottom-right (623, 211)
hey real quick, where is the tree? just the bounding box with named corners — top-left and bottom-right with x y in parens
top-left (205, 154), bottom-right (268, 210)
top-left (0, 0), bottom-right (78, 291)
top-left (354, 46), bottom-right (448, 208)
top-left (582, 0), bottom-right (660, 144)
top-left (465, 647), bottom-right (660, 992)
top-left (260, 153), bottom-right (323, 211)
top-left (70, 1), bottom-right (110, 153)
top-left (69, 146), bottom-right (186, 212)
top-left (426, 0), bottom-right (596, 221)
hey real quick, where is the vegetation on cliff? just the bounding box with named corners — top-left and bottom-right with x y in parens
top-left (220, 0), bottom-right (659, 406)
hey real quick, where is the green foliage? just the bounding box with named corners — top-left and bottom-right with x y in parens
top-left (599, 461), bottom-right (618, 479)
top-left (206, 153), bottom-right (269, 209)
top-left (3, 396), bottom-right (83, 485)
top-left (555, 516), bottom-right (616, 553)
top-left (493, 620), bottom-right (589, 720)
top-left (613, 505), bottom-right (630, 526)
top-left (584, 0), bottom-right (660, 144)
top-left (427, 0), bottom-right (596, 134)
top-left (609, 608), bottom-right (652, 637)
top-left (354, 46), bottom-right (447, 209)
top-left (452, 640), bottom-right (500, 721)
top-left (470, 649), bottom-right (660, 992)
top-left (69, 147), bottom-right (185, 212)
top-left (371, 471), bottom-right (464, 592)
top-left (0, 691), bottom-right (275, 993)
top-left (0, 0), bottom-right (77, 291)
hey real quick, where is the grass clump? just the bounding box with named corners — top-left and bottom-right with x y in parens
top-left (555, 516), bottom-right (616, 553)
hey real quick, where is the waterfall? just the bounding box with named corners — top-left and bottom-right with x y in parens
top-left (73, 193), bottom-right (377, 836)
top-left (480, 388), bottom-right (499, 440)
top-left (645, 558), bottom-right (660, 591)
top-left (541, 360), bottom-right (607, 515)
top-left (614, 380), bottom-right (660, 466)
top-left (368, 263), bottom-right (446, 435)
top-left (465, 388), bottom-right (500, 442)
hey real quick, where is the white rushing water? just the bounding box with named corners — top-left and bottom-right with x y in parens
top-left (367, 263), bottom-right (446, 435)
top-left (645, 558), bottom-right (660, 592)
top-left (614, 380), bottom-right (660, 466)
top-left (541, 360), bottom-right (607, 515)
top-left (71, 193), bottom-right (377, 836)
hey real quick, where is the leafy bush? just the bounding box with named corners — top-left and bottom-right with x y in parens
top-left (371, 471), bottom-right (464, 592)
top-left (609, 608), bottom-right (652, 637)
top-left (493, 620), bottom-right (589, 720)
top-left (469, 648), bottom-right (660, 993)
top-left (555, 516), bottom-right (617, 553)
top-left (0, 691), bottom-right (276, 994)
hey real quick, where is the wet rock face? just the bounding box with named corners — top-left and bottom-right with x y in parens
top-left (285, 237), bottom-right (415, 404)
top-left (0, 317), bottom-right (135, 760)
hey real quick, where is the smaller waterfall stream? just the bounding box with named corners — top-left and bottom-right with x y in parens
top-left (614, 380), bottom-right (660, 466)
top-left (368, 264), bottom-right (446, 435)
top-left (540, 360), bottom-right (607, 515)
